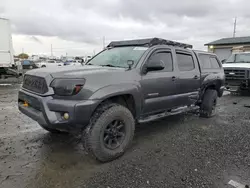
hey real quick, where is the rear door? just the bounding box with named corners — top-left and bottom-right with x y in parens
top-left (174, 50), bottom-right (201, 106)
top-left (140, 48), bottom-right (180, 115)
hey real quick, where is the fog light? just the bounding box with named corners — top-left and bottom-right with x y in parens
top-left (63, 113), bottom-right (69, 120)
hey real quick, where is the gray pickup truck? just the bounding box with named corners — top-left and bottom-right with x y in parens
top-left (18, 38), bottom-right (225, 162)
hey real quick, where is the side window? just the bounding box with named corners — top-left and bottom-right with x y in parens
top-left (176, 53), bottom-right (195, 71)
top-left (210, 57), bottom-right (220, 68)
top-left (149, 51), bottom-right (173, 72)
top-left (199, 54), bottom-right (221, 69)
top-left (199, 54), bottom-right (211, 69)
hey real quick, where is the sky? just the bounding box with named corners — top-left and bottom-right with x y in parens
top-left (1, 0), bottom-right (250, 56)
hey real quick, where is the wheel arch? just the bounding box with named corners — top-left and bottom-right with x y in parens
top-left (90, 84), bottom-right (142, 119)
top-left (200, 79), bottom-right (223, 101)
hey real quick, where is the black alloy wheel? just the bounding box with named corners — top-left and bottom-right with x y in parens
top-left (103, 120), bottom-right (126, 150)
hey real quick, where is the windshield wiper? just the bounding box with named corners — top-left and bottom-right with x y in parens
top-left (100, 64), bottom-right (125, 68)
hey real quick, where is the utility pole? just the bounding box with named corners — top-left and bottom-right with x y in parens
top-left (22, 48), bottom-right (24, 54)
top-left (233, 17), bottom-right (237, 38)
top-left (51, 44), bottom-right (53, 57)
top-left (102, 36), bottom-right (105, 49)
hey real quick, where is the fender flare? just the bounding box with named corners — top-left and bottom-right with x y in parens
top-left (89, 83), bottom-right (142, 117)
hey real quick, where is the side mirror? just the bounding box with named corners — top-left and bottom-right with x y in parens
top-left (146, 60), bottom-right (165, 72)
top-left (127, 60), bottom-right (134, 69)
top-left (221, 59), bottom-right (226, 64)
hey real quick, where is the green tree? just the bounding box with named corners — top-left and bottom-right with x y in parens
top-left (18, 53), bottom-right (29, 59)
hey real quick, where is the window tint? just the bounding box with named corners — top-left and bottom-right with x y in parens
top-left (176, 53), bottom-right (195, 71)
top-left (210, 57), bottom-right (220, 68)
top-left (199, 54), bottom-right (221, 69)
top-left (149, 52), bottom-right (173, 72)
top-left (199, 54), bottom-right (211, 69)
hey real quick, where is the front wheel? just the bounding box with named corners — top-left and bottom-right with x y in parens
top-left (84, 103), bottom-right (135, 162)
top-left (200, 89), bottom-right (218, 118)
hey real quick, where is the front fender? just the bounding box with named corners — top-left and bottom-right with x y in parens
top-left (89, 83), bottom-right (142, 117)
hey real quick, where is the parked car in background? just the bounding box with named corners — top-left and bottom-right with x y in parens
top-left (64, 60), bottom-right (84, 66)
top-left (18, 38), bottom-right (224, 162)
top-left (34, 60), bottom-right (45, 68)
top-left (223, 52), bottom-right (250, 93)
top-left (37, 60), bottom-right (64, 68)
top-left (22, 60), bottom-right (37, 69)
top-left (63, 61), bottom-right (71, 66)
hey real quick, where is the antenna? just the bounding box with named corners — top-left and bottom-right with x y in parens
top-left (233, 17), bottom-right (237, 38)
top-left (103, 36), bottom-right (105, 49)
top-left (51, 44), bottom-right (53, 57)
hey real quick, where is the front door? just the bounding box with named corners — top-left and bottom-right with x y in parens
top-left (140, 49), bottom-right (179, 115)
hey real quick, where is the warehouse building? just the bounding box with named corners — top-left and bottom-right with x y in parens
top-left (205, 36), bottom-right (250, 61)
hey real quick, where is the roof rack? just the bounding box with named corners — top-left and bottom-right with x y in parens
top-left (107, 38), bottom-right (193, 49)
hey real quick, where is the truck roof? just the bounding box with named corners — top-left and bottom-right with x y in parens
top-left (107, 38), bottom-right (193, 49)
top-left (194, 50), bottom-right (217, 56)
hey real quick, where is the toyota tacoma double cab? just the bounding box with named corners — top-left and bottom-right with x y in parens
top-left (18, 38), bottom-right (225, 162)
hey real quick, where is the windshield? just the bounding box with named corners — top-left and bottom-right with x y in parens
top-left (87, 46), bottom-right (148, 68)
top-left (225, 53), bottom-right (250, 63)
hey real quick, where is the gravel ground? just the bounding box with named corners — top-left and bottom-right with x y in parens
top-left (0, 84), bottom-right (250, 188)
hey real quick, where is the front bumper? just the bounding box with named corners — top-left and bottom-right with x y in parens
top-left (18, 89), bottom-right (100, 132)
top-left (225, 79), bottom-right (249, 92)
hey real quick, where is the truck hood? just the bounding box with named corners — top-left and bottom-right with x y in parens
top-left (25, 65), bottom-right (126, 78)
top-left (223, 63), bottom-right (250, 69)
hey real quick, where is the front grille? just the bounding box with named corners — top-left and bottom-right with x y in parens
top-left (224, 69), bottom-right (247, 80)
top-left (22, 75), bottom-right (48, 94)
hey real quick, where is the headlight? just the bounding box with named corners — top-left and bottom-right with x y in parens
top-left (50, 79), bottom-right (85, 96)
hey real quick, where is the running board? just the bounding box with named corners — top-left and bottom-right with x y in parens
top-left (138, 105), bottom-right (199, 123)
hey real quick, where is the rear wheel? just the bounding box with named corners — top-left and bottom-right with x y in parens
top-left (84, 103), bottom-right (135, 162)
top-left (200, 89), bottom-right (218, 118)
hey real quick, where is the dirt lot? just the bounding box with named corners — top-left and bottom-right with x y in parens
top-left (0, 84), bottom-right (250, 188)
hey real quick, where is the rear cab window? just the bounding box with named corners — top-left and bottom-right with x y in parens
top-left (198, 53), bottom-right (221, 71)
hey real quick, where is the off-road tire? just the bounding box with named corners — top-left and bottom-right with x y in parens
top-left (84, 103), bottom-right (135, 162)
top-left (200, 89), bottom-right (218, 118)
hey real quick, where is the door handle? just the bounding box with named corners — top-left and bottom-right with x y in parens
top-left (172, 76), bottom-right (176, 81)
top-left (194, 75), bottom-right (199, 79)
